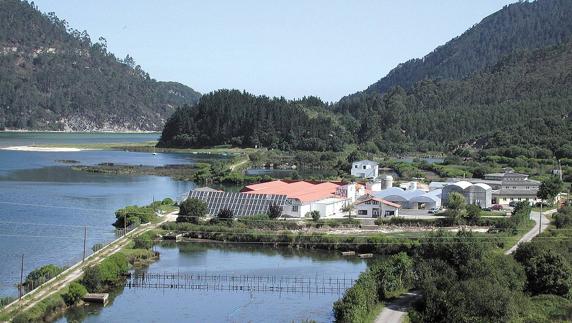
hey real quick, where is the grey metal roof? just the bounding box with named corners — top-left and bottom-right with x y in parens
top-left (494, 189), bottom-right (539, 197)
top-left (188, 190), bottom-right (288, 217)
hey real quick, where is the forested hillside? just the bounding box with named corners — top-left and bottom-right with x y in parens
top-left (346, 0), bottom-right (572, 99)
top-left (0, 0), bottom-right (200, 131)
top-left (336, 41), bottom-right (572, 155)
top-left (162, 41), bottom-right (572, 157)
top-left (158, 90), bottom-right (352, 152)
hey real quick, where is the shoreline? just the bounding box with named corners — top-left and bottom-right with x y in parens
top-left (0, 130), bottom-right (160, 134)
top-left (1, 146), bottom-right (86, 152)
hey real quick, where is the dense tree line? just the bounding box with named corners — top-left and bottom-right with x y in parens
top-left (335, 40), bottom-right (572, 154)
top-left (159, 90), bottom-right (352, 151)
top-left (343, 0), bottom-right (572, 98)
top-left (0, 0), bottom-right (200, 131)
top-left (162, 41), bottom-right (572, 156)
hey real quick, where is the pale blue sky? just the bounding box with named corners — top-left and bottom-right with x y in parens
top-left (33, 0), bottom-right (517, 102)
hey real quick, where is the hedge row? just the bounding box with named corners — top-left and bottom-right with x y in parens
top-left (333, 252), bottom-right (414, 323)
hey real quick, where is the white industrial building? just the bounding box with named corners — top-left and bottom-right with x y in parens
top-left (441, 181), bottom-right (492, 208)
top-left (351, 160), bottom-right (379, 179)
top-left (372, 187), bottom-right (442, 210)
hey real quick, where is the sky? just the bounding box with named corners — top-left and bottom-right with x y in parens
top-left (33, 0), bottom-right (517, 102)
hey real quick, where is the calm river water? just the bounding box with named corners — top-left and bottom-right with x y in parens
top-left (0, 132), bottom-right (366, 322)
top-left (0, 133), bottom-right (199, 297)
top-left (56, 243), bottom-right (367, 323)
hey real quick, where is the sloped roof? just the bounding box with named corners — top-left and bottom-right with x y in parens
top-left (356, 197), bottom-right (401, 208)
top-left (242, 180), bottom-right (340, 203)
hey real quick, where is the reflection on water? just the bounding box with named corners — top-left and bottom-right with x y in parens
top-left (57, 243), bottom-right (367, 323)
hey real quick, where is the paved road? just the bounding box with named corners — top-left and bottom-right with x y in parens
top-left (374, 292), bottom-right (420, 323)
top-left (505, 209), bottom-right (556, 255)
top-left (375, 209), bottom-right (557, 322)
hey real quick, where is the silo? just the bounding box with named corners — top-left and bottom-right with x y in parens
top-left (381, 175), bottom-right (394, 189)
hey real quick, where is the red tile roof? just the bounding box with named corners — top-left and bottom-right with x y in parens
top-left (242, 180), bottom-right (340, 203)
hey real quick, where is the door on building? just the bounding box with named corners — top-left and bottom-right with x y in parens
top-left (372, 208), bottom-right (380, 218)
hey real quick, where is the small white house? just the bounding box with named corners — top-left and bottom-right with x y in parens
top-left (351, 160), bottom-right (379, 179)
top-left (355, 197), bottom-right (401, 218)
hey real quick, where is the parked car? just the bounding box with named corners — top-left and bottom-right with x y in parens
top-left (428, 207), bottom-right (441, 214)
top-left (508, 201), bottom-right (517, 207)
top-left (491, 204), bottom-right (503, 211)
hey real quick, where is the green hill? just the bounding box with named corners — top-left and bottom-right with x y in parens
top-left (336, 41), bottom-right (572, 155)
top-left (158, 90), bottom-right (352, 151)
top-left (161, 41), bottom-right (572, 158)
top-left (0, 0), bottom-right (200, 131)
top-left (346, 0), bottom-right (572, 99)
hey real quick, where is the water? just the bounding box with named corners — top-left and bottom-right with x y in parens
top-left (0, 132), bottom-right (159, 148)
top-left (0, 133), bottom-right (203, 297)
top-left (57, 243), bottom-right (367, 323)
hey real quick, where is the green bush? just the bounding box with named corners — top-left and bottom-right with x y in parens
top-left (133, 231), bottom-right (155, 249)
top-left (13, 294), bottom-right (65, 323)
top-left (113, 205), bottom-right (156, 228)
top-left (161, 197), bottom-right (174, 205)
top-left (82, 253), bottom-right (128, 292)
top-left (23, 264), bottom-right (63, 290)
top-left (334, 253), bottom-right (414, 323)
top-left (62, 282), bottom-right (87, 305)
top-left (177, 198), bottom-right (207, 223)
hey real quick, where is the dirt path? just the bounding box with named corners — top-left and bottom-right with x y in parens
top-left (1, 211), bottom-right (177, 320)
top-left (374, 292), bottom-right (421, 323)
top-left (228, 158), bottom-right (249, 171)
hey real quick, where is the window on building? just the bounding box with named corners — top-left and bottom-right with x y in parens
top-left (363, 165), bottom-right (366, 170)
top-left (384, 210), bottom-right (395, 216)
top-left (358, 210), bottom-right (368, 215)
top-left (292, 205), bottom-right (299, 212)
top-left (354, 165), bottom-right (358, 168)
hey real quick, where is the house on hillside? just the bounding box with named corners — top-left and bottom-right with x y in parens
top-left (351, 160), bottom-right (379, 179)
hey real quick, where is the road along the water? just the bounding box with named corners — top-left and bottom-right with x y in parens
top-left (0, 211), bottom-right (178, 320)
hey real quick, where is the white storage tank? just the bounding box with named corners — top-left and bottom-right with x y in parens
top-left (381, 175), bottom-right (394, 189)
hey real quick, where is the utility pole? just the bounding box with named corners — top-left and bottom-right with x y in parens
top-left (19, 254), bottom-right (24, 299)
top-left (539, 200), bottom-right (543, 235)
top-left (83, 226), bottom-right (87, 262)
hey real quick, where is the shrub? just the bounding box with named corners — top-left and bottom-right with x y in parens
top-left (334, 253), bottom-right (413, 322)
top-left (82, 253), bottom-right (128, 292)
top-left (24, 264), bottom-right (63, 290)
top-left (161, 198), bottom-right (174, 205)
top-left (62, 282), bottom-right (87, 305)
top-left (13, 294), bottom-right (65, 323)
top-left (216, 208), bottom-right (234, 220)
top-left (308, 210), bottom-right (321, 222)
top-left (268, 203), bottom-right (283, 219)
top-left (133, 231), bottom-right (155, 249)
top-left (113, 205), bottom-right (155, 228)
top-left (178, 198), bottom-right (207, 223)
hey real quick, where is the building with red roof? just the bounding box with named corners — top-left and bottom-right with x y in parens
top-left (241, 180), bottom-right (362, 218)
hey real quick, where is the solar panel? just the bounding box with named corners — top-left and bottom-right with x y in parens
top-left (188, 190), bottom-right (288, 217)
